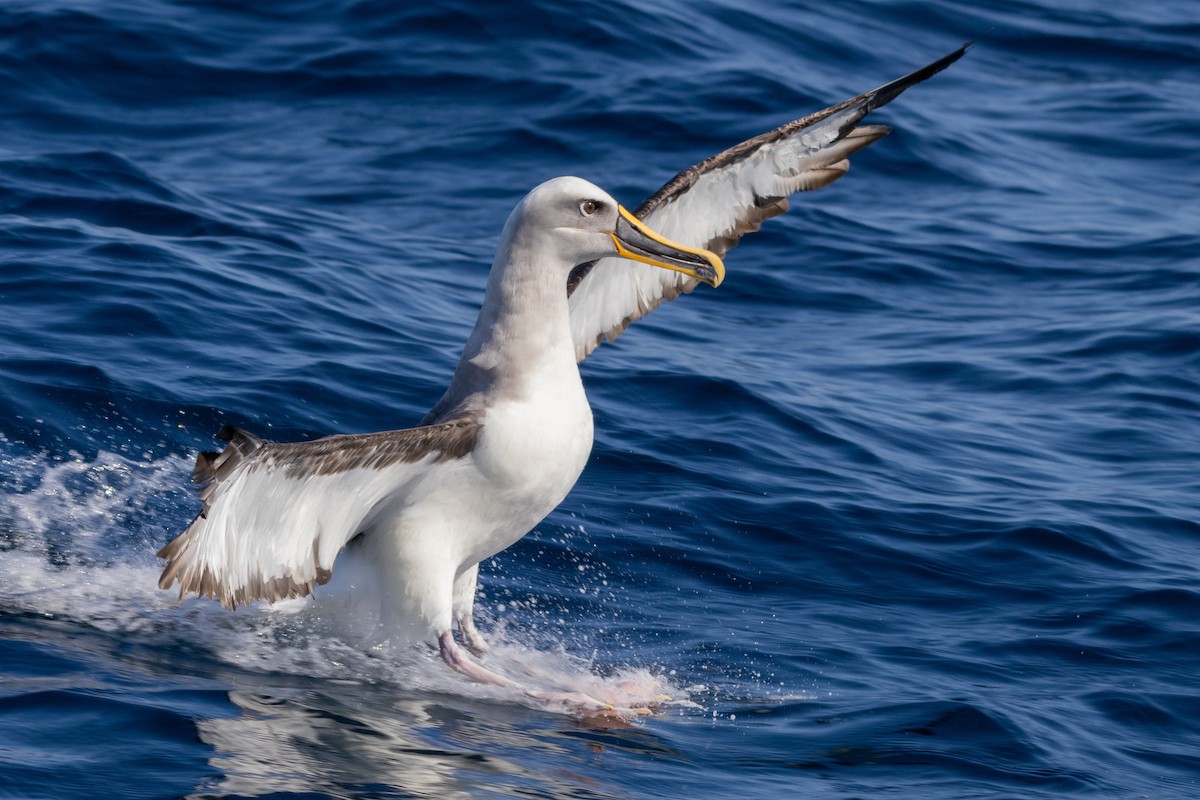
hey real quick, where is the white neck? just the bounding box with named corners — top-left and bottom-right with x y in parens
top-left (424, 207), bottom-right (577, 422)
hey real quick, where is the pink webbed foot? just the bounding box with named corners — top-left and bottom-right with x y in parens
top-left (437, 630), bottom-right (645, 717)
top-left (438, 630), bottom-right (514, 687)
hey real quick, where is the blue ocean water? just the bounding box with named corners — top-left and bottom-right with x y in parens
top-left (1, 0), bottom-right (1198, 796)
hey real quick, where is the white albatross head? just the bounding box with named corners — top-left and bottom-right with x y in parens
top-left (507, 176), bottom-right (725, 287)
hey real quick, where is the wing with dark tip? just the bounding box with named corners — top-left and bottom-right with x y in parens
top-left (568, 44), bottom-right (969, 361)
top-left (157, 419), bottom-right (480, 609)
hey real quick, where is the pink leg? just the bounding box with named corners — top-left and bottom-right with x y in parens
top-left (438, 630), bottom-right (515, 687)
top-left (437, 630), bottom-right (629, 715)
top-left (458, 612), bottom-right (488, 657)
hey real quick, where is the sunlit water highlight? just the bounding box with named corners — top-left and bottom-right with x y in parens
top-left (2, 0), bottom-right (1198, 798)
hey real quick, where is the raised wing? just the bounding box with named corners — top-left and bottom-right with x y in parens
top-left (568, 44), bottom-right (969, 361)
top-left (157, 420), bottom-right (479, 609)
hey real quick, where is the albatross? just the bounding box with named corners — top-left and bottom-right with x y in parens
top-left (158, 45), bottom-right (968, 705)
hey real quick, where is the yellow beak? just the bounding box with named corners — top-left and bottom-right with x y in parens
top-left (609, 205), bottom-right (725, 288)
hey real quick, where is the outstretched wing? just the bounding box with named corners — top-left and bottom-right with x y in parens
top-left (158, 420), bottom-right (480, 609)
top-left (568, 44), bottom-right (969, 361)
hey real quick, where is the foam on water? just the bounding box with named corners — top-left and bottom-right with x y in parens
top-left (2, 0), bottom-right (1199, 796)
top-left (0, 446), bottom-right (694, 720)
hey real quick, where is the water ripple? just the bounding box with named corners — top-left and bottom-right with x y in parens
top-left (1, 0), bottom-right (1198, 797)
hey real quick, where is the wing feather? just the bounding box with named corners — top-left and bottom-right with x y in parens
top-left (158, 420), bottom-right (480, 609)
top-left (568, 44), bottom-right (969, 361)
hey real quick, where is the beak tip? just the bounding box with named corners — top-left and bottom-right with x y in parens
top-left (707, 258), bottom-right (726, 289)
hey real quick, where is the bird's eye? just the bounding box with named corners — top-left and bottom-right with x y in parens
top-left (579, 199), bottom-right (599, 217)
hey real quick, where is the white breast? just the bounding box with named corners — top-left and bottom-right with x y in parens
top-left (465, 362), bottom-right (594, 564)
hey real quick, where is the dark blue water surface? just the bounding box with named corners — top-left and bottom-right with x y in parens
top-left (2, 1), bottom-right (1198, 797)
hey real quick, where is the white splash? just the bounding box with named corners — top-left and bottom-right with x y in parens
top-left (0, 448), bottom-right (693, 719)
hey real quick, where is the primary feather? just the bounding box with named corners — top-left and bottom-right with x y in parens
top-left (566, 44), bottom-right (969, 360)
